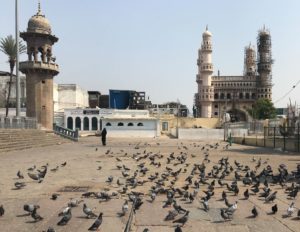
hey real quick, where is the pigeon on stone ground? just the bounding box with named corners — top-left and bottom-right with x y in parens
top-left (287, 202), bottom-right (295, 217)
top-left (175, 225), bottom-right (183, 232)
top-left (31, 207), bottom-right (43, 221)
top-left (271, 204), bottom-right (278, 214)
top-left (251, 206), bottom-right (258, 218)
top-left (17, 170), bottom-right (24, 179)
top-left (83, 203), bottom-right (97, 218)
top-left (57, 207), bottom-right (72, 226)
top-left (173, 211), bottom-right (189, 225)
top-left (24, 204), bottom-right (40, 215)
top-left (88, 212), bottom-right (103, 231)
top-left (14, 182), bottom-right (26, 189)
top-left (0, 205), bottom-right (4, 216)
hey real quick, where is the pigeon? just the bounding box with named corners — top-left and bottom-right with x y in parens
top-left (58, 207), bottom-right (71, 217)
top-left (164, 210), bottom-right (178, 221)
top-left (43, 227), bottom-right (56, 232)
top-left (27, 165), bottom-right (36, 171)
top-left (202, 198), bottom-right (209, 212)
top-left (287, 202), bottom-right (295, 217)
top-left (24, 204), bottom-right (40, 214)
top-left (173, 211), bottom-right (189, 225)
top-left (175, 225), bottom-right (183, 232)
top-left (226, 201), bottom-right (238, 215)
top-left (68, 199), bottom-right (83, 207)
top-left (297, 209), bottom-right (300, 219)
top-left (88, 212), bottom-right (103, 231)
top-left (220, 209), bottom-right (231, 221)
top-left (0, 205), bottom-right (4, 216)
top-left (51, 193), bottom-right (60, 200)
top-left (243, 189), bottom-right (249, 200)
top-left (106, 176), bottom-right (113, 183)
top-left (121, 200), bottom-right (129, 216)
top-left (15, 182), bottom-right (26, 189)
top-left (57, 207), bottom-right (72, 226)
top-left (143, 229), bottom-right (149, 232)
top-left (31, 207), bottom-right (43, 221)
top-left (251, 206), bottom-right (258, 218)
top-left (61, 162), bottom-right (67, 167)
top-left (17, 170), bottom-right (24, 179)
top-left (27, 172), bottom-right (42, 182)
top-left (83, 203), bottom-right (97, 218)
top-left (271, 204), bottom-right (278, 214)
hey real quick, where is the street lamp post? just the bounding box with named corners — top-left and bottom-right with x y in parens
top-left (15, 0), bottom-right (20, 117)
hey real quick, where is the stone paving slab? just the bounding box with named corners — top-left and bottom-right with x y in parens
top-left (1, 137), bottom-right (300, 232)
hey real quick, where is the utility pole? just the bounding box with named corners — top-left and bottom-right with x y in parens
top-left (15, 0), bottom-right (20, 117)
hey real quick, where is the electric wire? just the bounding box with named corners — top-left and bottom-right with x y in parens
top-left (274, 79), bottom-right (300, 104)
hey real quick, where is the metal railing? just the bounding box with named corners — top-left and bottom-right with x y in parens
top-left (53, 124), bottom-right (79, 141)
top-left (0, 116), bottom-right (37, 129)
top-left (263, 125), bottom-right (300, 152)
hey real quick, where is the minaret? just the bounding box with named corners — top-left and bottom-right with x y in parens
top-left (196, 26), bottom-right (214, 118)
top-left (244, 43), bottom-right (256, 76)
top-left (257, 26), bottom-right (273, 100)
top-left (19, 3), bottom-right (59, 130)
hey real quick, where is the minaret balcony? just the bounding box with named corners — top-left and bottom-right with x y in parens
top-left (19, 61), bottom-right (59, 76)
top-left (201, 45), bottom-right (212, 51)
top-left (200, 64), bottom-right (213, 72)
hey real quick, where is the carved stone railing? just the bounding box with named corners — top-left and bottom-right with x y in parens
top-left (53, 124), bottom-right (78, 141)
top-left (0, 116), bottom-right (37, 129)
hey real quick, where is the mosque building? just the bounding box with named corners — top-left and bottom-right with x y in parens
top-left (194, 26), bottom-right (273, 122)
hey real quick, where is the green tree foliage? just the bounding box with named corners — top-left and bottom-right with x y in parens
top-left (248, 98), bottom-right (276, 120)
top-left (0, 35), bottom-right (26, 116)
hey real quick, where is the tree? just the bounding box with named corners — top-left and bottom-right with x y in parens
top-left (0, 35), bottom-right (26, 117)
top-left (248, 98), bottom-right (276, 120)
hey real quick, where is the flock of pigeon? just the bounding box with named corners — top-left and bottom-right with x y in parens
top-left (1, 140), bottom-right (300, 232)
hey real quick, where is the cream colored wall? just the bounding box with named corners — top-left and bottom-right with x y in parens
top-left (158, 114), bottom-right (220, 135)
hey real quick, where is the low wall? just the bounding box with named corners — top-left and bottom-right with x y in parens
top-left (105, 130), bottom-right (157, 138)
top-left (178, 128), bottom-right (224, 140)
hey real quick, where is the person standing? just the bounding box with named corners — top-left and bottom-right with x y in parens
top-left (101, 128), bottom-right (107, 146)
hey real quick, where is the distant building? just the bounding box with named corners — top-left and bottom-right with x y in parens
top-left (0, 71), bottom-right (26, 108)
top-left (109, 89), bottom-right (146, 110)
top-left (99, 95), bottom-right (109, 108)
top-left (88, 91), bottom-right (101, 108)
top-left (53, 84), bottom-right (89, 112)
top-left (195, 26), bottom-right (273, 122)
top-left (64, 108), bottom-right (159, 137)
top-left (147, 102), bottom-right (189, 117)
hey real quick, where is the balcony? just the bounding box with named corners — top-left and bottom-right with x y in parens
top-left (20, 61), bottom-right (59, 76)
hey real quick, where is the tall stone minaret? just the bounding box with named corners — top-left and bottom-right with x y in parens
top-left (257, 26), bottom-right (273, 100)
top-left (244, 43), bottom-right (256, 76)
top-left (19, 3), bottom-right (59, 130)
top-left (196, 26), bottom-right (214, 118)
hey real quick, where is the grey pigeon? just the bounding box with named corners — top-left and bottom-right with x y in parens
top-left (88, 212), bottom-right (103, 231)
top-left (0, 205), bottom-right (4, 216)
top-left (24, 204), bottom-right (40, 214)
top-left (31, 207), bottom-right (43, 221)
top-left (83, 203), bottom-right (97, 218)
top-left (57, 207), bottom-right (72, 226)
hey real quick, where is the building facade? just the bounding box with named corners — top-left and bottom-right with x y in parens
top-left (64, 108), bottom-right (159, 137)
top-left (0, 71), bottom-right (26, 108)
top-left (195, 26), bottom-right (273, 122)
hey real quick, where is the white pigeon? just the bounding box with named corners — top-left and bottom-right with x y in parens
top-left (287, 202), bottom-right (295, 217)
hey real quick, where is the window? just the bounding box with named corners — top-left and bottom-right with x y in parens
top-left (83, 117), bottom-right (89, 130)
top-left (118, 122), bottom-right (124, 126)
top-left (214, 104), bottom-right (218, 108)
top-left (128, 122), bottom-right (134, 126)
top-left (137, 122), bottom-right (144, 126)
top-left (214, 112), bottom-right (218, 116)
top-left (162, 122), bottom-right (168, 131)
top-left (106, 122), bottom-right (111, 126)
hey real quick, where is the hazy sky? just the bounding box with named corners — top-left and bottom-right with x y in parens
top-left (1, 0), bottom-right (300, 111)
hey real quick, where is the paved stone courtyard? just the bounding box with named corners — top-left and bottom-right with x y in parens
top-left (0, 136), bottom-right (300, 232)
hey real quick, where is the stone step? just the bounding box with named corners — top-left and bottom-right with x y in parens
top-left (0, 129), bottom-right (70, 152)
